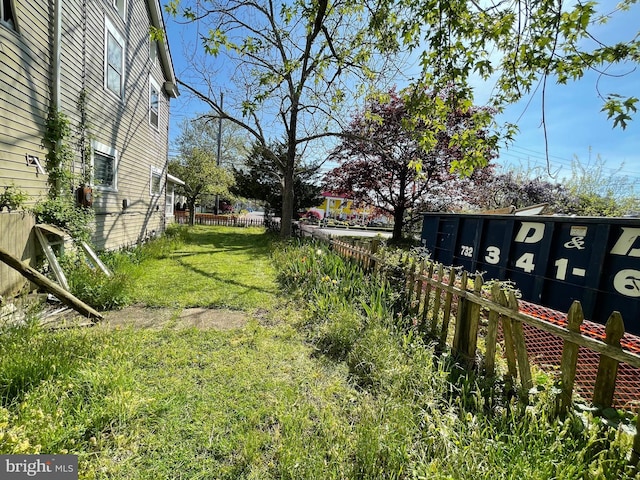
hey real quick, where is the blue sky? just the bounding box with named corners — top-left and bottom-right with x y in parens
top-left (164, 2), bottom-right (640, 185)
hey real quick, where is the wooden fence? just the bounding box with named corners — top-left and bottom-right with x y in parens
top-left (0, 212), bottom-right (36, 297)
top-left (174, 212), bottom-right (266, 228)
top-left (329, 238), bottom-right (640, 468)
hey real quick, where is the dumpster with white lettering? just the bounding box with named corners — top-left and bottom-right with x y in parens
top-left (420, 213), bottom-right (640, 335)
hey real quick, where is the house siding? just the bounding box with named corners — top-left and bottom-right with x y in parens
top-left (0, 0), bottom-right (177, 295)
top-left (0, 1), bottom-right (52, 202)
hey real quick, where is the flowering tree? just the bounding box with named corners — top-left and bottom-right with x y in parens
top-left (323, 88), bottom-right (498, 241)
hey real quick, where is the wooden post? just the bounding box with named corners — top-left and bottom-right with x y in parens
top-left (430, 263), bottom-right (444, 336)
top-left (420, 263), bottom-right (434, 332)
top-left (484, 283), bottom-right (503, 376)
top-left (406, 258), bottom-right (417, 314)
top-left (592, 311), bottom-right (625, 409)
top-left (413, 260), bottom-right (426, 317)
top-left (559, 301), bottom-right (584, 413)
top-left (439, 268), bottom-right (456, 346)
top-left (460, 275), bottom-right (484, 360)
top-left (499, 290), bottom-right (518, 385)
top-left (0, 246), bottom-right (103, 320)
top-left (452, 270), bottom-right (468, 353)
top-left (632, 409), bottom-right (640, 470)
top-left (506, 290), bottom-right (533, 399)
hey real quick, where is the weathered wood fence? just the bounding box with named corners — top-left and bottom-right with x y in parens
top-left (329, 238), bottom-right (640, 468)
top-left (174, 212), bottom-right (266, 228)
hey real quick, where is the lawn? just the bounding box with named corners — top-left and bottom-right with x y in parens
top-left (1, 226), bottom-right (637, 479)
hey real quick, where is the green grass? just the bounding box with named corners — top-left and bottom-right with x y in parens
top-left (1, 227), bottom-right (638, 479)
top-left (130, 226), bottom-right (278, 310)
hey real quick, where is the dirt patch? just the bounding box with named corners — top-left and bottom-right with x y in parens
top-left (102, 305), bottom-right (249, 330)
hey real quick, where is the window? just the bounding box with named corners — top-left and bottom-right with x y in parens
top-left (92, 141), bottom-right (118, 191)
top-left (150, 166), bottom-right (162, 196)
top-left (150, 39), bottom-right (158, 66)
top-left (1, 0), bottom-right (16, 30)
top-left (113, 0), bottom-right (125, 19)
top-left (149, 77), bottom-right (160, 128)
top-left (104, 18), bottom-right (125, 98)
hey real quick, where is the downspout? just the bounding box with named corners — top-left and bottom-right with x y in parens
top-left (52, 0), bottom-right (62, 108)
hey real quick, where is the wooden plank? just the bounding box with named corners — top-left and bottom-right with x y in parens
top-left (430, 263), bottom-right (444, 336)
top-left (465, 275), bottom-right (484, 360)
top-left (500, 291), bottom-right (518, 384)
top-left (0, 246), bottom-right (102, 320)
top-left (453, 270), bottom-right (468, 352)
top-left (34, 227), bottom-right (69, 291)
top-left (592, 311), bottom-right (625, 409)
top-left (81, 241), bottom-right (112, 277)
top-left (559, 301), bottom-right (584, 413)
top-left (439, 267), bottom-right (456, 346)
top-left (484, 283), bottom-right (503, 376)
top-left (421, 262), bottom-right (434, 331)
top-left (507, 290), bottom-right (533, 398)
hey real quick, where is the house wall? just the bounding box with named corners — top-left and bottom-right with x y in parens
top-left (58, 0), bottom-right (173, 250)
top-left (0, 0), bottom-right (52, 204)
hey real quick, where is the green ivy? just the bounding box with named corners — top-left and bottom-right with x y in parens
top-left (36, 106), bottom-right (95, 243)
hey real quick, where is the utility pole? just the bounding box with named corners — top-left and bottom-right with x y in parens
top-left (215, 91), bottom-right (223, 214)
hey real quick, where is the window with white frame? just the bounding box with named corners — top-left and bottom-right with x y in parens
top-left (104, 18), bottom-right (125, 98)
top-left (149, 76), bottom-right (160, 129)
top-left (113, 0), bottom-right (125, 20)
top-left (0, 0), bottom-right (17, 30)
top-left (92, 141), bottom-right (118, 191)
top-left (150, 39), bottom-right (158, 66)
top-left (150, 166), bottom-right (163, 196)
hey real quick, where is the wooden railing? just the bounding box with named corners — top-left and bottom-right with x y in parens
top-left (329, 238), bottom-right (640, 467)
top-left (174, 211), bottom-right (265, 228)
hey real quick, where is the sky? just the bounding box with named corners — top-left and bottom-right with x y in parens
top-left (163, 2), bottom-right (640, 186)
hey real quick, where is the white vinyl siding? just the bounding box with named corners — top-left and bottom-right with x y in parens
top-left (104, 17), bottom-right (124, 99)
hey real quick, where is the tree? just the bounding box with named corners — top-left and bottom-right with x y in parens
top-left (475, 169), bottom-right (576, 213)
top-left (371, 0), bottom-right (639, 162)
top-left (323, 88), bottom-right (498, 241)
top-left (166, 0), bottom-right (389, 238)
top-left (174, 116), bottom-right (249, 171)
top-left (169, 148), bottom-right (234, 225)
top-left (231, 142), bottom-right (322, 218)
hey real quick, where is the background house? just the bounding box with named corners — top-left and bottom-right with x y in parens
top-left (0, 0), bottom-right (178, 297)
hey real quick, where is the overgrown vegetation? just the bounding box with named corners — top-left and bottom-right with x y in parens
top-left (1, 227), bottom-right (637, 479)
top-left (35, 108), bottom-right (94, 242)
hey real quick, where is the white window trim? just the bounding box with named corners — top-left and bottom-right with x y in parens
top-left (92, 140), bottom-right (118, 192)
top-left (150, 39), bottom-right (158, 66)
top-left (0, 0), bottom-right (18, 31)
top-left (104, 17), bottom-right (125, 100)
top-left (113, 0), bottom-right (126, 20)
top-left (149, 75), bottom-right (161, 130)
top-left (150, 166), bottom-right (163, 196)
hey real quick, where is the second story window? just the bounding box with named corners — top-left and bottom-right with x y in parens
top-left (149, 77), bottom-right (160, 129)
top-left (1, 0), bottom-right (16, 30)
top-left (104, 18), bottom-right (125, 99)
top-left (113, 0), bottom-right (125, 19)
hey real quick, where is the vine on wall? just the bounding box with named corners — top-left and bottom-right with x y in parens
top-left (33, 104), bottom-right (95, 243)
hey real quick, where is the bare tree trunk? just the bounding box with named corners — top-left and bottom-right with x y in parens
top-left (188, 198), bottom-right (196, 226)
top-left (280, 164), bottom-right (294, 239)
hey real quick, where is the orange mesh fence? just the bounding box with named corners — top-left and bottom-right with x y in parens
top-left (517, 300), bottom-right (640, 409)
